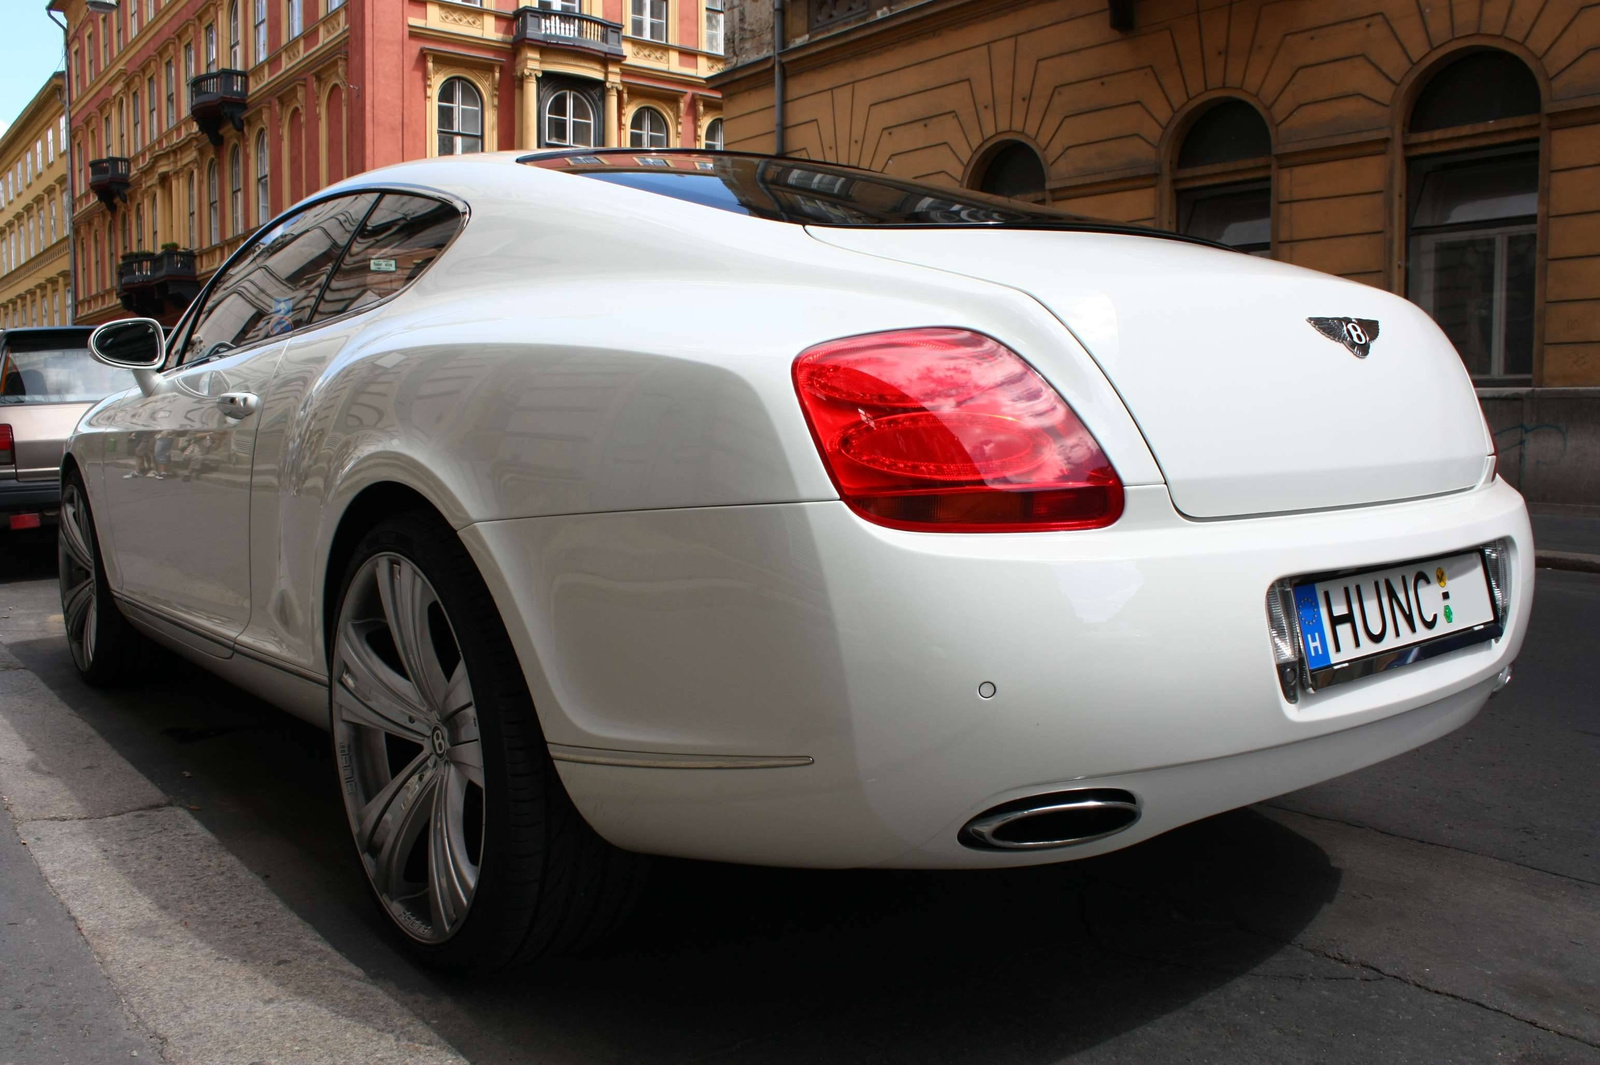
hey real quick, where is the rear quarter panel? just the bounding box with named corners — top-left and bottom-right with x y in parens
top-left (238, 158), bottom-right (1161, 697)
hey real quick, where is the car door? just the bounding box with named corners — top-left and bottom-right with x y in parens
top-left (235, 191), bottom-right (466, 672)
top-left (98, 193), bottom-right (380, 651)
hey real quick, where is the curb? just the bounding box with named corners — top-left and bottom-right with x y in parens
top-left (1535, 550), bottom-right (1600, 574)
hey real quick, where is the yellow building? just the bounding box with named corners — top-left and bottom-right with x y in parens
top-left (0, 75), bottom-right (72, 329)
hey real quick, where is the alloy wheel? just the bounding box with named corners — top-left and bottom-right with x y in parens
top-left (332, 552), bottom-right (485, 944)
top-left (59, 482), bottom-right (100, 673)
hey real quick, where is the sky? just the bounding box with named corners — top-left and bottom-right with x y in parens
top-left (0, 5), bottom-right (69, 139)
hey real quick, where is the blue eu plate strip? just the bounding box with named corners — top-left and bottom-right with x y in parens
top-left (1294, 583), bottom-right (1332, 670)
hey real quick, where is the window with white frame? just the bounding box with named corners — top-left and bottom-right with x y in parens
top-left (207, 160), bottom-right (219, 244)
top-left (436, 78), bottom-right (484, 155)
top-left (184, 43), bottom-right (195, 108)
top-left (631, 0), bottom-right (666, 41)
top-left (205, 24), bottom-right (217, 72)
top-left (147, 76), bottom-right (157, 140)
top-left (704, 116), bottom-right (723, 149)
top-left (705, 0), bottom-right (723, 54)
top-left (229, 1), bottom-right (241, 67)
top-left (255, 129), bottom-right (270, 224)
top-left (132, 91), bottom-right (141, 150)
top-left (254, 0), bottom-right (267, 62)
top-left (543, 89), bottom-right (595, 148)
top-left (288, 0), bottom-right (302, 39)
top-left (230, 145), bottom-right (243, 235)
top-left (629, 106), bottom-right (669, 148)
top-left (166, 61), bottom-right (175, 126)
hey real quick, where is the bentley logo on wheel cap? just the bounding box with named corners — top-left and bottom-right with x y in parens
top-left (1308, 316), bottom-right (1381, 358)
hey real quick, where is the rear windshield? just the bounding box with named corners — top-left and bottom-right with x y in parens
top-left (1, 348), bottom-right (137, 405)
top-left (524, 151), bottom-right (1103, 228)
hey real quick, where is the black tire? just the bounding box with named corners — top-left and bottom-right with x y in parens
top-left (328, 509), bottom-right (646, 971)
top-left (58, 472), bottom-right (147, 686)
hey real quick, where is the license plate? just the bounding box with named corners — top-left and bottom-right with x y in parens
top-left (1293, 551), bottom-right (1496, 673)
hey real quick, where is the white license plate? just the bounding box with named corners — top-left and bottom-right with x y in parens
top-left (1293, 551), bottom-right (1495, 671)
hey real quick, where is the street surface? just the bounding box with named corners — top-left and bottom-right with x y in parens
top-left (1, 528), bottom-right (1596, 1064)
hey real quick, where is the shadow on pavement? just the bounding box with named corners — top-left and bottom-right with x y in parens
top-left (2, 532), bottom-right (1344, 1063)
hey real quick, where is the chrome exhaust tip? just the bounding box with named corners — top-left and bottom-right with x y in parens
top-left (959, 788), bottom-right (1141, 851)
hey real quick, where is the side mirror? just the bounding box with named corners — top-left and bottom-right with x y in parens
top-left (89, 318), bottom-right (167, 397)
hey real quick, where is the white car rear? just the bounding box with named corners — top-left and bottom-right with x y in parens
top-left (63, 150), bottom-right (1529, 969)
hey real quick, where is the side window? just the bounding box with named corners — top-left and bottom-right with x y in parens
top-left (312, 194), bottom-right (462, 322)
top-left (178, 192), bottom-right (379, 365)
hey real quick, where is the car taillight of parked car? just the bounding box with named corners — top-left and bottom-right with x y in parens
top-left (792, 327), bottom-right (1124, 532)
top-left (0, 424), bottom-right (13, 466)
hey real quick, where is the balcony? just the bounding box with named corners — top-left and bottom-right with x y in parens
top-left (88, 157), bottom-right (131, 210)
top-left (118, 248), bottom-right (199, 318)
top-left (512, 8), bottom-right (623, 56)
top-left (189, 70), bottom-right (249, 147)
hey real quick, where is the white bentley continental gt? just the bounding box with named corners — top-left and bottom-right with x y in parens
top-left (64, 149), bottom-right (1531, 970)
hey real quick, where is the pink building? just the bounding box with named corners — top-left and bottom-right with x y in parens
top-left (54, 0), bottom-right (727, 325)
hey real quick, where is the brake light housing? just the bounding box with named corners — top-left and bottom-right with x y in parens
top-left (792, 328), bottom-right (1123, 532)
top-left (0, 424), bottom-right (13, 467)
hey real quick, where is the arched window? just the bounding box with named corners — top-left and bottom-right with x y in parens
top-left (1406, 50), bottom-right (1541, 380)
top-left (255, 129), bottom-right (270, 224)
top-left (704, 117), bottom-right (724, 150)
top-left (973, 140), bottom-right (1045, 199)
top-left (437, 78), bottom-right (484, 155)
top-left (228, 1), bottom-right (240, 68)
top-left (207, 160), bottom-right (219, 245)
top-left (544, 90), bottom-right (595, 148)
top-left (230, 144), bottom-right (243, 235)
top-left (629, 106), bottom-right (669, 149)
top-left (1173, 99), bottom-right (1272, 255)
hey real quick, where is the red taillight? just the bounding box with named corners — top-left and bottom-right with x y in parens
top-left (792, 328), bottom-right (1124, 532)
top-left (0, 424), bottom-right (13, 466)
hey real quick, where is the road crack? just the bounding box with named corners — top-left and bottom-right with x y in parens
top-left (1263, 804), bottom-right (1600, 888)
top-left (1291, 942), bottom-right (1600, 1049)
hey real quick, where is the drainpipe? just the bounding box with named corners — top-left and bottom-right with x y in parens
top-left (47, 6), bottom-right (78, 324)
top-left (772, 0), bottom-right (786, 156)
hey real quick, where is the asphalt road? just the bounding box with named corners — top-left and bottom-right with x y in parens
top-left (1, 528), bottom-right (1596, 1064)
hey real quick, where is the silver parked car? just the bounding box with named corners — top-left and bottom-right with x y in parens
top-left (1, 327), bottom-right (136, 532)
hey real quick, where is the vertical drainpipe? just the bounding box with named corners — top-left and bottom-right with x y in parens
top-left (48, 7), bottom-right (79, 324)
top-left (772, 0), bottom-right (786, 156)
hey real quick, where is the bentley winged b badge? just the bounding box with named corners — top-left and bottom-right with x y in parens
top-left (1308, 316), bottom-right (1380, 358)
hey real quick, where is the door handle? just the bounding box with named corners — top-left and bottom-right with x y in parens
top-left (217, 392), bottom-right (260, 419)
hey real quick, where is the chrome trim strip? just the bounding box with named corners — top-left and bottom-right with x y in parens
top-left (232, 641), bottom-right (328, 686)
top-left (547, 744), bottom-right (813, 770)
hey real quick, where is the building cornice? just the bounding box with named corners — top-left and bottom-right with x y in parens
top-left (0, 74), bottom-right (67, 161)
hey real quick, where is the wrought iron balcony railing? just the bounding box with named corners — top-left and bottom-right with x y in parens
top-left (512, 8), bottom-right (624, 55)
top-left (189, 69), bottom-right (249, 146)
top-left (88, 157), bottom-right (132, 209)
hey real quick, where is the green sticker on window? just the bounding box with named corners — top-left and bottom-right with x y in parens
top-left (369, 258), bottom-right (397, 272)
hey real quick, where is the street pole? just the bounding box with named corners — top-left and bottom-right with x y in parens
top-left (46, 4), bottom-right (77, 324)
top-left (48, 0), bottom-right (116, 324)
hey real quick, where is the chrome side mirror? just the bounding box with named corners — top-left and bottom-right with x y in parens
top-left (89, 318), bottom-right (167, 397)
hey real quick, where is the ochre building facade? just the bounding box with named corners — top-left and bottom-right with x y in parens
top-left (713, 0), bottom-right (1600, 396)
top-left (51, 0), bottom-right (728, 327)
top-left (0, 76), bottom-right (72, 329)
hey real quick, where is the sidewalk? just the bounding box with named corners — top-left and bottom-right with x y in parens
top-left (1531, 505), bottom-right (1600, 573)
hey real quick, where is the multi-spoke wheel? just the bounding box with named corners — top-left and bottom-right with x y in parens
top-left (330, 512), bottom-right (645, 970)
top-left (333, 552), bottom-right (485, 943)
top-left (57, 473), bottom-right (145, 686)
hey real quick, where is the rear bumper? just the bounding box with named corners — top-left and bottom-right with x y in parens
top-left (0, 478), bottom-right (61, 518)
top-left (462, 478), bottom-right (1532, 869)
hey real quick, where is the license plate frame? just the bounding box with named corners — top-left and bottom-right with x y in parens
top-left (1287, 547), bottom-right (1503, 693)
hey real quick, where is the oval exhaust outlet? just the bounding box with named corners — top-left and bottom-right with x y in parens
top-left (960, 789), bottom-right (1141, 851)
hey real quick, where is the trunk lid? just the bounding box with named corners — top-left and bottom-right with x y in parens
top-left (808, 227), bottom-right (1490, 519)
